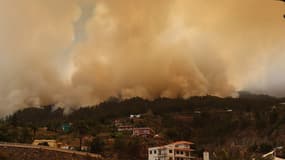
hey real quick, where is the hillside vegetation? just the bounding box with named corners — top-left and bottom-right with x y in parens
top-left (1, 94), bottom-right (285, 160)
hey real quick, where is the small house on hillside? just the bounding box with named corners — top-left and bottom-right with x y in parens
top-left (33, 140), bottom-right (59, 148)
top-left (117, 125), bottom-right (133, 132)
top-left (62, 123), bottom-right (72, 133)
top-left (130, 114), bottom-right (141, 119)
top-left (132, 127), bottom-right (155, 138)
top-left (114, 120), bottom-right (123, 127)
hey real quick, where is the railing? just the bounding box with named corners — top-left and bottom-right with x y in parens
top-left (0, 142), bottom-right (102, 158)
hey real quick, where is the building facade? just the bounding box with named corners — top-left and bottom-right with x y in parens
top-left (203, 152), bottom-right (209, 160)
top-left (132, 127), bottom-right (154, 137)
top-left (148, 141), bottom-right (194, 160)
top-left (117, 125), bottom-right (133, 132)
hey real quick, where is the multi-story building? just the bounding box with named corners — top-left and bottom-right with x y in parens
top-left (148, 141), bottom-right (194, 160)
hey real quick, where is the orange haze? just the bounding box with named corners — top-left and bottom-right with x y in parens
top-left (0, 0), bottom-right (284, 115)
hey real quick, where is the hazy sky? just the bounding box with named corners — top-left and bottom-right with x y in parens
top-left (0, 0), bottom-right (284, 115)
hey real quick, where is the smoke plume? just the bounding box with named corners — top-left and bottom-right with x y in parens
top-left (0, 0), bottom-right (284, 115)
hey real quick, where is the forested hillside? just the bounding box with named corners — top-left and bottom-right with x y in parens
top-left (1, 94), bottom-right (285, 160)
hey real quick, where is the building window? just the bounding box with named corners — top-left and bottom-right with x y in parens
top-left (150, 150), bottom-right (152, 154)
top-left (169, 158), bottom-right (173, 160)
top-left (180, 151), bottom-right (183, 154)
top-left (169, 149), bottom-right (173, 153)
top-left (154, 150), bottom-right (157, 154)
top-left (176, 151), bottom-right (179, 154)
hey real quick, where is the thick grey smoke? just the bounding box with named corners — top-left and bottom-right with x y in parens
top-left (0, 0), bottom-right (284, 115)
top-left (60, 0), bottom-right (96, 83)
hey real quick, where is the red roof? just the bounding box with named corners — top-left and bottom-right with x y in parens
top-left (171, 141), bottom-right (194, 145)
top-left (149, 141), bottom-right (194, 149)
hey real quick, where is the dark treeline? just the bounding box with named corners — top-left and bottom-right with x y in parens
top-left (6, 94), bottom-right (280, 128)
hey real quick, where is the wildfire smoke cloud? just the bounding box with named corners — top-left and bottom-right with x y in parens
top-left (0, 0), bottom-right (284, 115)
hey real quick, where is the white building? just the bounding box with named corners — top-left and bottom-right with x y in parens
top-left (203, 152), bottom-right (209, 160)
top-left (130, 114), bottom-right (141, 119)
top-left (148, 141), bottom-right (195, 160)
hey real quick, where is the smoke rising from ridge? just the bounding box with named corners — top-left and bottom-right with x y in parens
top-left (0, 0), bottom-right (284, 115)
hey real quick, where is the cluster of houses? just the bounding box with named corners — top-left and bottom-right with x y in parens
top-left (114, 114), bottom-right (213, 160)
top-left (32, 135), bottom-right (94, 152)
top-left (33, 139), bottom-right (212, 160)
top-left (32, 115), bottom-right (215, 160)
top-left (114, 114), bottom-right (156, 138)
